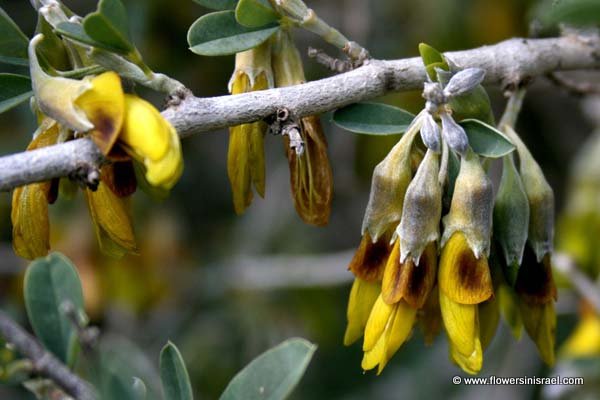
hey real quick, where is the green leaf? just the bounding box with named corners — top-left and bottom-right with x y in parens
top-left (418, 43), bottom-right (448, 81)
top-left (332, 102), bottom-right (415, 135)
top-left (542, 0), bottom-right (600, 28)
top-left (220, 338), bottom-right (316, 400)
top-left (193, 0), bottom-right (239, 10)
top-left (36, 15), bottom-right (71, 71)
top-left (449, 85), bottom-right (495, 125)
top-left (83, 0), bottom-right (134, 53)
top-left (0, 7), bottom-right (29, 66)
top-left (0, 74), bottom-right (32, 114)
top-left (23, 253), bottom-right (85, 365)
top-left (56, 22), bottom-right (111, 49)
top-left (188, 11), bottom-right (279, 56)
top-left (459, 119), bottom-right (515, 158)
top-left (235, 0), bottom-right (279, 28)
top-left (160, 342), bottom-right (193, 400)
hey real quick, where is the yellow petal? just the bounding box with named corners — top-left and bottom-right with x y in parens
top-left (12, 183), bottom-right (50, 260)
top-left (363, 294), bottom-right (393, 351)
top-left (361, 333), bottom-right (385, 371)
top-left (439, 232), bottom-right (493, 304)
top-left (120, 95), bottom-right (170, 161)
top-left (377, 301), bottom-right (417, 374)
top-left (498, 283), bottom-right (523, 339)
top-left (519, 300), bottom-right (556, 366)
top-left (439, 290), bottom-right (479, 358)
top-left (449, 339), bottom-right (483, 375)
top-left (420, 285), bottom-right (442, 345)
top-left (344, 278), bottom-right (381, 346)
top-left (75, 71), bottom-right (125, 155)
top-left (479, 296), bottom-right (499, 351)
top-left (11, 123), bottom-right (60, 260)
top-left (560, 312), bottom-right (600, 358)
top-left (144, 125), bottom-right (183, 190)
top-left (515, 250), bottom-right (557, 305)
top-left (86, 181), bottom-right (137, 257)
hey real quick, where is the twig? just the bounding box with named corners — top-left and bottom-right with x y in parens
top-left (0, 311), bottom-right (96, 400)
top-left (553, 252), bottom-right (600, 314)
top-left (0, 35), bottom-right (599, 191)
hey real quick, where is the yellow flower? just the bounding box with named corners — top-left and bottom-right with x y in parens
top-left (344, 278), bottom-right (380, 346)
top-left (560, 303), bottom-right (600, 358)
top-left (119, 95), bottom-right (183, 190)
top-left (11, 122), bottom-right (60, 260)
top-left (362, 295), bottom-right (416, 374)
top-left (438, 231), bottom-right (493, 374)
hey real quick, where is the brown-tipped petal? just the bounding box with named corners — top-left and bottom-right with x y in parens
top-left (519, 300), bottom-right (556, 366)
top-left (419, 285), bottom-right (443, 345)
top-left (439, 232), bottom-right (493, 305)
top-left (348, 232), bottom-right (393, 282)
top-left (344, 278), bottom-right (381, 346)
top-left (515, 249), bottom-right (557, 305)
top-left (102, 162), bottom-right (137, 198)
top-left (382, 241), bottom-right (437, 308)
top-left (86, 182), bottom-right (137, 258)
top-left (439, 290), bottom-right (480, 358)
top-left (285, 115), bottom-right (333, 226)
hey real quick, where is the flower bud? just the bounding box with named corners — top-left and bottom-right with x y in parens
top-left (11, 122), bottom-right (60, 259)
top-left (505, 126), bottom-right (555, 261)
top-left (271, 29), bottom-right (305, 87)
top-left (440, 112), bottom-right (468, 156)
top-left (227, 42), bottom-right (272, 214)
top-left (442, 151), bottom-right (494, 259)
top-left (493, 154), bottom-right (530, 283)
top-left (443, 68), bottom-right (485, 98)
top-left (361, 121), bottom-right (420, 241)
top-left (420, 112), bottom-right (441, 152)
top-left (397, 149), bottom-right (442, 263)
top-left (344, 278), bottom-right (380, 346)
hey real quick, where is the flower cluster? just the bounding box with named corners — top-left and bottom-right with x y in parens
top-left (12, 33), bottom-right (183, 259)
top-left (227, 29), bottom-right (333, 226)
top-left (344, 58), bottom-right (557, 374)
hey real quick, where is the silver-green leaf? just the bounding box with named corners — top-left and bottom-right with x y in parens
top-left (0, 73), bottom-right (32, 114)
top-left (188, 10), bottom-right (279, 56)
top-left (220, 338), bottom-right (316, 400)
top-left (0, 7), bottom-right (29, 66)
top-left (160, 342), bottom-right (193, 400)
top-left (459, 119), bottom-right (515, 158)
top-left (332, 102), bottom-right (415, 135)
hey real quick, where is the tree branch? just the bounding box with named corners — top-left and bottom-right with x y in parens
top-left (0, 35), bottom-right (599, 191)
top-left (0, 311), bottom-right (96, 400)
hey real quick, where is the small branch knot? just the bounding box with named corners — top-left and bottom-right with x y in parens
top-left (265, 108), bottom-right (304, 155)
top-left (69, 163), bottom-right (100, 190)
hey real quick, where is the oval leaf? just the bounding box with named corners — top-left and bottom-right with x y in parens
top-left (0, 73), bottom-right (32, 114)
top-left (0, 7), bottom-right (29, 66)
top-left (56, 22), bottom-right (108, 49)
top-left (235, 0), bottom-right (279, 28)
top-left (23, 252), bottom-right (85, 365)
top-left (332, 102), bottom-right (415, 135)
top-left (160, 342), bottom-right (193, 400)
top-left (459, 119), bottom-right (515, 158)
top-left (220, 338), bottom-right (316, 400)
top-left (193, 0), bottom-right (239, 10)
top-left (418, 43), bottom-right (448, 81)
top-left (188, 10), bottom-right (279, 56)
top-left (83, 0), bottom-right (134, 53)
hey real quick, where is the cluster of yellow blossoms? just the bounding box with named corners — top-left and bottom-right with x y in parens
top-left (227, 29), bottom-right (333, 226)
top-left (344, 80), bottom-right (557, 375)
top-left (12, 34), bottom-right (183, 259)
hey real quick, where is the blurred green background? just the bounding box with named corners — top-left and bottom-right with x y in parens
top-left (0, 0), bottom-right (597, 399)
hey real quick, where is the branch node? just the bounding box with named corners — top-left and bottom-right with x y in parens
top-left (165, 87), bottom-right (193, 109)
top-left (69, 163), bottom-right (100, 191)
top-left (265, 108), bottom-right (304, 155)
top-left (308, 47), bottom-right (353, 73)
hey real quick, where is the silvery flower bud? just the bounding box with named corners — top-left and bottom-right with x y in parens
top-left (493, 154), bottom-right (530, 274)
top-left (441, 112), bottom-right (468, 156)
top-left (361, 120), bottom-right (421, 241)
top-left (443, 68), bottom-right (486, 98)
top-left (421, 112), bottom-right (441, 152)
top-left (397, 149), bottom-right (442, 263)
top-left (441, 150), bottom-right (494, 259)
